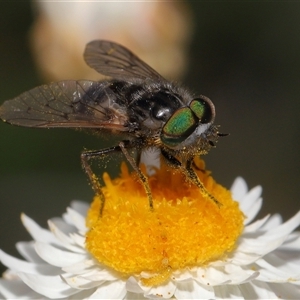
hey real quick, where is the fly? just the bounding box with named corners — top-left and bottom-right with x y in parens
top-left (0, 40), bottom-right (224, 214)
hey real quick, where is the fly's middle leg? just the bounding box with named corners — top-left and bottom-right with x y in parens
top-left (81, 140), bottom-right (154, 215)
top-left (119, 141), bottom-right (153, 210)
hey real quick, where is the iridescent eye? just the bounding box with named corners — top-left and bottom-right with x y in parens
top-left (161, 107), bottom-right (197, 147)
top-left (190, 96), bottom-right (215, 124)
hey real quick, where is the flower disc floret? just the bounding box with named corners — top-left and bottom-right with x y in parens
top-left (85, 160), bottom-right (244, 285)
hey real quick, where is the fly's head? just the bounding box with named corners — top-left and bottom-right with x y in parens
top-left (159, 95), bottom-right (220, 159)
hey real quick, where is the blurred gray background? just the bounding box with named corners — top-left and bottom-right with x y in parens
top-left (1, 2), bottom-right (300, 274)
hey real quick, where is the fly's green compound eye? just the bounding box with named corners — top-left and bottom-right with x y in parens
top-left (161, 107), bottom-right (197, 147)
top-left (190, 97), bottom-right (215, 124)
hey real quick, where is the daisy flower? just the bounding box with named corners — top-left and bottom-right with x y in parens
top-left (0, 159), bottom-right (300, 299)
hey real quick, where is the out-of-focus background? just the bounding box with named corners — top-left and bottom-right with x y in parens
top-left (1, 2), bottom-right (300, 274)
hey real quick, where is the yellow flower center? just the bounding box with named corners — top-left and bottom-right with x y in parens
top-left (85, 158), bottom-right (244, 286)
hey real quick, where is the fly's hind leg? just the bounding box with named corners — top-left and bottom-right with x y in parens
top-left (161, 149), bottom-right (221, 207)
top-left (81, 145), bottom-right (122, 216)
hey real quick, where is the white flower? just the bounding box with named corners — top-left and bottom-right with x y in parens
top-left (1, 177), bottom-right (300, 299)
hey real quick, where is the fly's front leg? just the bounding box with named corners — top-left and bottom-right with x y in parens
top-left (81, 145), bottom-right (122, 216)
top-left (186, 159), bottom-right (221, 207)
top-left (161, 148), bottom-right (181, 169)
top-left (119, 141), bottom-right (153, 210)
top-left (161, 149), bottom-right (221, 207)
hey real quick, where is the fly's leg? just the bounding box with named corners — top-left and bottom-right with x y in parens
top-left (81, 140), bottom-right (153, 214)
top-left (119, 141), bottom-right (153, 210)
top-left (191, 159), bottom-right (205, 173)
top-left (161, 149), bottom-right (181, 169)
top-left (81, 145), bottom-right (122, 216)
top-left (161, 149), bottom-right (221, 207)
top-left (185, 159), bottom-right (221, 207)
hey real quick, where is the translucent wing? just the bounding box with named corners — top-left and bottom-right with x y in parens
top-left (0, 80), bottom-right (129, 131)
top-left (84, 40), bottom-right (165, 81)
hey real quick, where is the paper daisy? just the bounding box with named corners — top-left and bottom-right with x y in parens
top-left (1, 159), bottom-right (300, 299)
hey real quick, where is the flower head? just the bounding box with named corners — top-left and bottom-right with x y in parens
top-left (1, 160), bottom-right (300, 299)
top-left (86, 160), bottom-right (244, 286)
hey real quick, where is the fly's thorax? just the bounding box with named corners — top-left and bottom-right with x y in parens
top-left (127, 82), bottom-right (189, 131)
top-left (160, 95), bottom-right (217, 152)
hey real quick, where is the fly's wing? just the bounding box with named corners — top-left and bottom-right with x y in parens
top-left (0, 80), bottom-right (129, 131)
top-left (84, 40), bottom-right (165, 82)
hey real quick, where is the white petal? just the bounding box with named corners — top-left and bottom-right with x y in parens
top-left (64, 207), bottom-right (87, 232)
top-left (237, 282), bottom-right (258, 298)
top-left (223, 250), bottom-right (261, 266)
top-left (17, 272), bottom-right (78, 299)
top-left (34, 242), bottom-right (86, 267)
top-left (238, 186), bottom-right (262, 217)
top-left (244, 280), bottom-right (278, 298)
top-left (232, 179), bottom-right (264, 224)
top-left (126, 276), bottom-right (144, 294)
top-left (243, 214), bottom-right (270, 234)
top-left (234, 237), bottom-right (285, 258)
top-left (124, 291), bottom-right (147, 299)
top-left (237, 213), bottom-right (300, 257)
top-left (0, 250), bottom-right (60, 276)
top-left (2, 269), bottom-right (20, 280)
top-left (243, 197), bottom-right (263, 225)
top-left (0, 279), bottom-right (41, 299)
top-left (67, 289), bottom-right (98, 299)
top-left (69, 233), bottom-right (86, 248)
top-left (224, 264), bottom-right (259, 284)
top-left (175, 280), bottom-right (214, 299)
top-left (230, 177), bottom-right (248, 201)
top-left (144, 280), bottom-right (176, 299)
top-left (259, 211), bottom-right (300, 240)
top-left (51, 217), bottom-right (77, 235)
top-left (172, 269), bottom-right (194, 282)
top-left (195, 265), bottom-right (258, 286)
top-left (21, 214), bottom-right (60, 246)
top-left (263, 250), bottom-right (300, 274)
top-left (47, 220), bottom-right (86, 254)
top-left (260, 213), bottom-right (282, 230)
top-left (255, 257), bottom-right (300, 283)
top-left (70, 200), bottom-right (89, 216)
top-left (80, 269), bottom-right (119, 282)
top-left (268, 282), bottom-right (300, 299)
top-left (280, 231), bottom-right (300, 250)
top-left (214, 284), bottom-right (243, 299)
top-left (62, 269), bottom-right (109, 283)
top-left (62, 273), bottom-right (104, 289)
top-left (194, 267), bottom-right (228, 286)
top-left (16, 241), bottom-right (44, 264)
top-left (62, 260), bottom-right (96, 275)
top-left (88, 280), bottom-right (127, 299)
